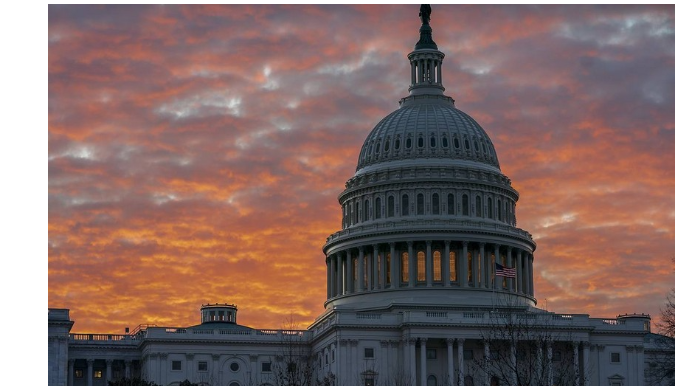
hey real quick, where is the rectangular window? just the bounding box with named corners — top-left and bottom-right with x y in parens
top-left (426, 349), bottom-right (437, 359)
top-left (94, 370), bottom-right (103, 379)
top-left (364, 348), bottom-right (374, 358)
top-left (463, 349), bottom-right (474, 360)
top-left (261, 362), bottom-right (271, 372)
top-left (365, 378), bottom-right (375, 386)
top-left (198, 361), bottom-right (208, 372)
top-left (172, 360), bottom-right (182, 371)
top-left (75, 370), bottom-right (84, 379)
top-left (490, 350), bottom-right (499, 360)
top-left (611, 352), bottom-right (621, 363)
top-left (552, 351), bottom-right (562, 362)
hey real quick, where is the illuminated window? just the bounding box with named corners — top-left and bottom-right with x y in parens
top-left (172, 361), bottom-right (182, 371)
top-left (417, 194), bottom-right (424, 215)
top-left (387, 196), bottom-right (395, 217)
top-left (433, 250), bottom-right (441, 281)
top-left (467, 252), bottom-right (473, 284)
top-left (198, 361), bottom-right (208, 372)
top-left (402, 194), bottom-right (409, 216)
top-left (462, 194), bottom-right (469, 216)
top-left (94, 370), bottom-right (103, 379)
top-left (475, 196), bottom-right (482, 217)
top-left (402, 252), bottom-right (409, 282)
top-left (448, 194), bottom-right (455, 215)
top-left (432, 193), bottom-right (439, 214)
top-left (417, 251), bottom-right (426, 282)
top-left (75, 370), bottom-right (84, 379)
top-left (375, 197), bottom-right (382, 219)
top-left (353, 258), bottom-right (358, 289)
top-left (386, 253), bottom-right (391, 284)
top-left (363, 255), bottom-right (368, 288)
top-left (450, 251), bottom-right (457, 281)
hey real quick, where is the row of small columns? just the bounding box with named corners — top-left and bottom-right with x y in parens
top-left (326, 241), bottom-right (534, 299)
top-left (411, 57), bottom-right (442, 86)
top-left (405, 339), bottom-right (589, 386)
top-left (67, 359), bottom-right (133, 386)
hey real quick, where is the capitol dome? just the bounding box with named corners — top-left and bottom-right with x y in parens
top-left (323, 6), bottom-right (536, 311)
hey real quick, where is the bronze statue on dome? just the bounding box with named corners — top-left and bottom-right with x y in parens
top-left (419, 4), bottom-right (432, 25)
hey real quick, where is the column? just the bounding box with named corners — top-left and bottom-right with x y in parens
top-left (326, 255), bottom-right (332, 298)
top-left (483, 342), bottom-right (490, 386)
top-left (426, 240), bottom-right (432, 286)
top-left (411, 62), bottom-right (415, 85)
top-left (457, 339), bottom-right (465, 386)
top-left (446, 339), bottom-right (454, 386)
top-left (410, 339), bottom-right (417, 386)
top-left (417, 60), bottom-right (422, 85)
top-left (597, 345), bottom-right (606, 386)
top-left (374, 244), bottom-right (381, 289)
top-left (573, 342), bottom-right (580, 386)
top-left (404, 337), bottom-right (410, 383)
top-left (528, 254), bottom-right (534, 296)
top-left (438, 61), bottom-right (442, 85)
top-left (479, 243), bottom-right (489, 288)
top-left (506, 247), bottom-right (514, 291)
top-left (510, 342), bottom-right (517, 386)
top-left (517, 250), bottom-right (523, 293)
top-left (441, 240), bottom-right (457, 287)
top-left (160, 353), bottom-right (168, 386)
top-left (546, 343), bottom-right (553, 386)
top-left (106, 359), bottom-right (113, 382)
top-left (535, 345), bottom-right (543, 386)
top-left (390, 243), bottom-right (398, 288)
top-left (382, 341), bottom-right (390, 374)
top-left (186, 353), bottom-right (194, 378)
top-left (125, 360), bottom-right (131, 379)
top-left (420, 338), bottom-right (428, 386)
top-left (372, 245), bottom-right (379, 290)
top-left (382, 246), bottom-right (389, 288)
top-left (626, 346), bottom-right (635, 385)
top-left (336, 252), bottom-right (343, 295)
top-left (68, 359), bottom-right (74, 386)
top-left (582, 342), bottom-right (590, 386)
top-left (408, 242), bottom-right (416, 287)
top-left (471, 247), bottom-right (478, 287)
top-left (461, 242), bottom-right (468, 287)
top-left (357, 247), bottom-right (365, 292)
top-left (522, 251), bottom-right (529, 293)
top-left (636, 346), bottom-right (645, 386)
top-left (493, 244), bottom-right (500, 290)
top-left (346, 250), bottom-right (353, 294)
top-left (87, 359), bottom-right (94, 386)
top-left (212, 354), bottom-right (220, 385)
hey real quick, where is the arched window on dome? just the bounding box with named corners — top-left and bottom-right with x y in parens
top-left (442, 136), bottom-right (449, 148)
top-left (349, 202), bottom-right (354, 226)
top-left (497, 199), bottom-right (502, 221)
top-left (375, 197), bottom-right (382, 219)
top-left (475, 195), bottom-right (483, 217)
top-left (395, 137), bottom-right (401, 150)
top-left (432, 193), bottom-right (440, 214)
top-left (401, 252), bottom-right (409, 283)
top-left (454, 136), bottom-right (460, 149)
top-left (387, 195), bottom-right (395, 217)
top-left (483, 142), bottom-right (488, 153)
top-left (417, 193), bottom-right (425, 215)
top-left (464, 138), bottom-right (470, 150)
top-left (342, 206), bottom-right (346, 228)
top-left (375, 142), bottom-right (381, 155)
top-left (364, 199), bottom-right (370, 222)
top-left (384, 138), bottom-right (390, 152)
top-left (448, 194), bottom-right (455, 215)
top-left (402, 194), bottom-right (409, 216)
top-left (433, 250), bottom-right (441, 281)
top-left (417, 251), bottom-right (426, 282)
top-left (430, 135), bottom-right (436, 148)
top-left (450, 251), bottom-right (457, 281)
top-left (462, 194), bottom-right (469, 216)
top-left (406, 136), bottom-right (412, 149)
top-left (355, 201), bottom-right (360, 224)
top-left (418, 136), bottom-right (424, 148)
top-left (487, 197), bottom-right (493, 219)
top-left (474, 140), bottom-right (480, 152)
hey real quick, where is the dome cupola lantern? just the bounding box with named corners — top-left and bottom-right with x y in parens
top-left (408, 4), bottom-right (445, 96)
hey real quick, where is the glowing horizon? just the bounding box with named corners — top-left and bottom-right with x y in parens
top-left (48, 4), bottom-right (674, 333)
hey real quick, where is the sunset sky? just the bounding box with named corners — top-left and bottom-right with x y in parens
top-left (47, 4), bottom-right (675, 333)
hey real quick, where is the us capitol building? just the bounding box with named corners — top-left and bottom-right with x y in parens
top-left (49, 6), bottom-right (671, 386)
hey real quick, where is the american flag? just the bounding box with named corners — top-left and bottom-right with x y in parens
top-left (495, 263), bottom-right (516, 278)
